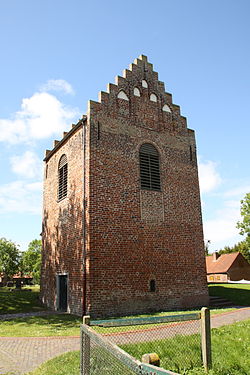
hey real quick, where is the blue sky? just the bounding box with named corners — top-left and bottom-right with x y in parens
top-left (0, 0), bottom-right (250, 252)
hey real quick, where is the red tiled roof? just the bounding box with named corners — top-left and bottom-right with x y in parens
top-left (206, 252), bottom-right (240, 274)
top-left (13, 273), bottom-right (33, 279)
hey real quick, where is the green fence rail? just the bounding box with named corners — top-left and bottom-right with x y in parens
top-left (90, 312), bottom-right (201, 328)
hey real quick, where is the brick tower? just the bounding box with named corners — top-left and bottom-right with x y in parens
top-left (41, 55), bottom-right (209, 317)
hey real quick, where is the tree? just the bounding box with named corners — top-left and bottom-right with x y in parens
top-left (235, 192), bottom-right (250, 263)
top-left (237, 193), bottom-right (250, 242)
top-left (218, 240), bottom-right (250, 263)
top-left (20, 239), bottom-right (42, 284)
top-left (0, 238), bottom-right (20, 282)
top-left (217, 192), bottom-right (250, 262)
top-left (204, 239), bottom-right (211, 256)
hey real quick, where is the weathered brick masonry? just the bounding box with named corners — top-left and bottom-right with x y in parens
top-left (41, 55), bottom-right (209, 318)
top-left (41, 126), bottom-right (84, 315)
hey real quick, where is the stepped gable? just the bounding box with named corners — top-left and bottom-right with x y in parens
top-left (88, 54), bottom-right (187, 133)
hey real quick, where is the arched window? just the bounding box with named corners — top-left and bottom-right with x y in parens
top-left (134, 87), bottom-right (141, 97)
top-left (142, 79), bottom-right (148, 88)
top-left (139, 144), bottom-right (161, 191)
top-left (117, 90), bottom-right (129, 100)
top-left (162, 104), bottom-right (171, 113)
top-left (58, 154), bottom-right (68, 200)
top-left (150, 93), bottom-right (157, 102)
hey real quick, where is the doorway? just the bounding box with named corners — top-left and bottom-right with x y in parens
top-left (57, 274), bottom-right (68, 311)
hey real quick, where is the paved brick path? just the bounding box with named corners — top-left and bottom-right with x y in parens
top-left (0, 307), bottom-right (250, 375)
top-left (0, 336), bottom-right (80, 375)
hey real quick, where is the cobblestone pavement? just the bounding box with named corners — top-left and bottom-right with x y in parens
top-left (0, 307), bottom-right (249, 374)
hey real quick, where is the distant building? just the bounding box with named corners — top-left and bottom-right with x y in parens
top-left (0, 273), bottom-right (33, 287)
top-left (206, 252), bottom-right (250, 283)
top-left (41, 55), bottom-right (209, 318)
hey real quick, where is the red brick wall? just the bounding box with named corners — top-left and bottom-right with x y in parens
top-left (41, 55), bottom-right (209, 318)
top-left (41, 125), bottom-right (84, 315)
top-left (85, 56), bottom-right (208, 317)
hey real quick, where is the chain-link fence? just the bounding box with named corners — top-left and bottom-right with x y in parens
top-left (80, 308), bottom-right (211, 375)
top-left (80, 322), bottom-right (179, 375)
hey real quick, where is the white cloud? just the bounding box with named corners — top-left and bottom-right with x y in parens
top-left (10, 151), bottom-right (42, 179)
top-left (0, 91), bottom-right (80, 144)
top-left (198, 159), bottom-right (222, 194)
top-left (203, 185), bottom-right (250, 250)
top-left (204, 214), bottom-right (238, 243)
top-left (0, 181), bottom-right (42, 215)
top-left (223, 185), bottom-right (250, 199)
top-left (27, 181), bottom-right (43, 191)
top-left (224, 199), bottom-right (241, 209)
top-left (0, 118), bottom-right (27, 144)
top-left (203, 203), bottom-right (242, 251)
top-left (40, 79), bottom-right (75, 95)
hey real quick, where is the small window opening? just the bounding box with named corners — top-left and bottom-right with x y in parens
top-left (58, 154), bottom-right (68, 201)
top-left (150, 93), bottom-right (157, 102)
top-left (134, 87), bottom-right (141, 97)
top-left (142, 80), bottom-right (148, 88)
top-left (189, 145), bottom-right (193, 161)
top-left (150, 279), bottom-right (156, 292)
top-left (162, 104), bottom-right (171, 113)
top-left (139, 143), bottom-right (161, 191)
top-left (117, 90), bottom-right (129, 101)
top-left (97, 121), bottom-right (101, 140)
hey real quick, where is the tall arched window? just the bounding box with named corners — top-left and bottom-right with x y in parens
top-left (139, 144), bottom-right (161, 191)
top-left (58, 154), bottom-right (68, 200)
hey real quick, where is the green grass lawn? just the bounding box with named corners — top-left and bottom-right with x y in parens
top-left (1, 283), bottom-right (249, 374)
top-left (25, 319), bottom-right (250, 375)
top-left (0, 285), bottom-right (45, 314)
top-left (209, 283), bottom-right (250, 306)
top-left (122, 319), bottom-right (250, 375)
top-left (0, 283), bottom-right (246, 317)
top-left (26, 351), bottom-right (80, 375)
top-left (0, 314), bottom-right (82, 337)
top-left (0, 308), bottom-right (234, 337)
top-left (0, 282), bottom-right (246, 338)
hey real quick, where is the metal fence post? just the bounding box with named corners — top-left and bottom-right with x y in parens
top-left (201, 307), bottom-right (212, 372)
top-left (80, 315), bottom-right (90, 375)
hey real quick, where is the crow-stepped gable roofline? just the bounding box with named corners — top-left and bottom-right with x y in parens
top-left (87, 55), bottom-right (187, 132)
top-left (95, 54), bottom-right (172, 104)
top-left (44, 55), bottom-right (190, 163)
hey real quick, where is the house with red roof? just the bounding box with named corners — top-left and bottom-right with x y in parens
top-left (206, 252), bottom-right (250, 283)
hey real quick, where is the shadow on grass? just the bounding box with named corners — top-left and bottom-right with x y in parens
top-left (209, 284), bottom-right (250, 306)
top-left (12, 314), bottom-right (81, 328)
top-left (0, 287), bottom-right (45, 314)
top-left (0, 314), bottom-right (82, 337)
